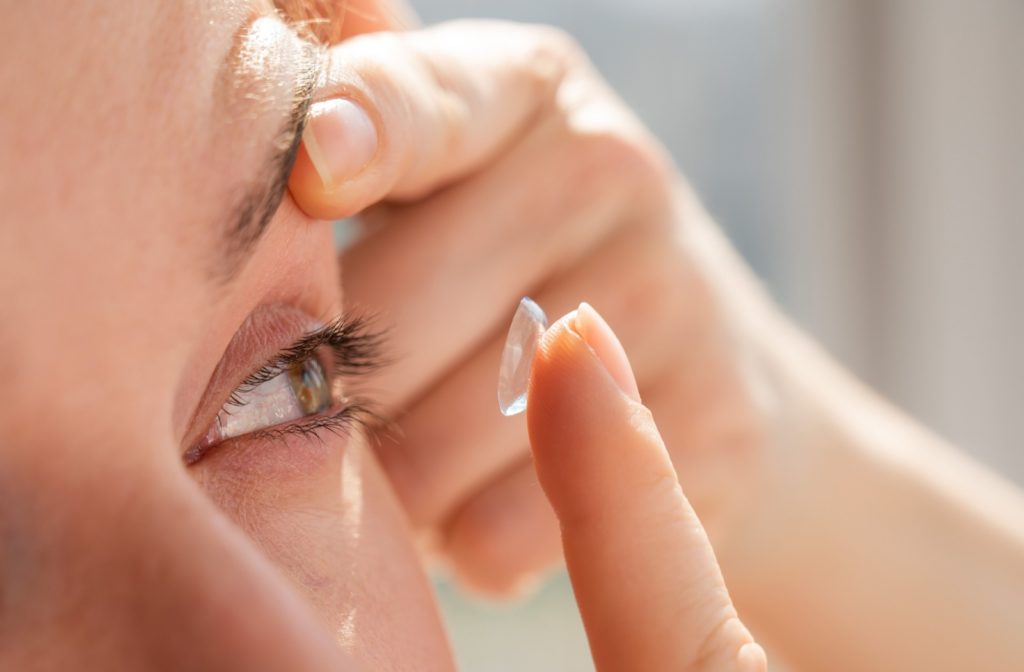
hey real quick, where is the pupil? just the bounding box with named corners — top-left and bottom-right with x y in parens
top-left (288, 357), bottom-right (330, 415)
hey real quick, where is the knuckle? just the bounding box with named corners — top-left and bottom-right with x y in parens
top-left (371, 436), bottom-right (437, 527)
top-left (528, 24), bottom-right (588, 68)
top-left (517, 35), bottom-right (677, 205)
top-left (518, 23), bottom-right (590, 100)
top-left (449, 505), bottom-right (505, 564)
top-left (445, 506), bottom-right (528, 594)
top-left (565, 120), bottom-right (676, 206)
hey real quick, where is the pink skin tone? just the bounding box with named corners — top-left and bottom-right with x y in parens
top-left (0, 0), bottom-right (765, 664)
top-left (284, 11), bottom-right (1024, 672)
top-left (0, 2), bottom-right (450, 670)
top-left (3, 0), bottom-right (1023, 670)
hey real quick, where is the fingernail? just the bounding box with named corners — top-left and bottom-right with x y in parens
top-left (571, 302), bottom-right (641, 403)
top-left (302, 98), bottom-right (378, 189)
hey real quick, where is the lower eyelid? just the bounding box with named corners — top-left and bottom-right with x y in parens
top-left (250, 402), bottom-right (374, 443)
top-left (186, 410), bottom-right (361, 482)
top-left (185, 400), bottom-right (373, 467)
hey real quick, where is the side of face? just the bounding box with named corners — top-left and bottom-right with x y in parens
top-left (0, 2), bottom-right (451, 670)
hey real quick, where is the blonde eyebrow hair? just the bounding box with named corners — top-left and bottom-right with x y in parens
top-left (216, 17), bottom-right (324, 279)
top-left (273, 0), bottom-right (352, 44)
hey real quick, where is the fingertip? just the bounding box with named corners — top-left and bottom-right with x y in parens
top-left (526, 308), bottom-right (669, 523)
top-left (738, 642), bottom-right (769, 672)
top-left (526, 308), bottom-right (748, 669)
top-left (288, 145), bottom-right (348, 220)
top-left (526, 310), bottom-right (608, 457)
top-left (574, 302), bottom-right (640, 402)
top-left (527, 305), bottom-right (643, 450)
top-left (288, 98), bottom-right (381, 221)
top-left (305, 98), bottom-right (379, 188)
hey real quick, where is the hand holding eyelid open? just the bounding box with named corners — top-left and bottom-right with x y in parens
top-left (287, 21), bottom-right (606, 219)
top-left (528, 304), bottom-right (766, 672)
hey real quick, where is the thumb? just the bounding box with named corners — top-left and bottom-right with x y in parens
top-left (287, 21), bottom-right (583, 220)
top-left (527, 303), bottom-right (766, 672)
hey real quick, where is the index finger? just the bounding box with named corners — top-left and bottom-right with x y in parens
top-left (527, 303), bottom-right (766, 672)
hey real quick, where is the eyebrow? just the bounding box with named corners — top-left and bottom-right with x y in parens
top-left (218, 41), bottom-right (322, 279)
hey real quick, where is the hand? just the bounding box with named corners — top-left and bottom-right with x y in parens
top-left (289, 19), bottom-right (791, 594)
top-left (527, 302), bottom-right (766, 671)
top-left (288, 17), bottom-right (1024, 672)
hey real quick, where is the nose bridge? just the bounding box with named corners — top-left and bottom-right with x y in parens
top-left (0, 453), bottom-right (352, 672)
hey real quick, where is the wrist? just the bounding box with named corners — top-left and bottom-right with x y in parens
top-left (717, 305), bottom-right (1024, 670)
top-left (679, 200), bottom-right (1024, 669)
top-left (676, 206), bottom-right (839, 570)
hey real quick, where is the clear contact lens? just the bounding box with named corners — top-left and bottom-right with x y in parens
top-left (497, 297), bottom-right (549, 416)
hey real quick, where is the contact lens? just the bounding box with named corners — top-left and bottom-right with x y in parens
top-left (497, 297), bottom-right (549, 416)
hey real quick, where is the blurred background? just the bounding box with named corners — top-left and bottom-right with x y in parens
top-left (407, 0), bottom-right (1024, 669)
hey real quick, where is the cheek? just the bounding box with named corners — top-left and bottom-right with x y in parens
top-left (0, 450), bottom-right (358, 672)
top-left (191, 432), bottom-right (452, 671)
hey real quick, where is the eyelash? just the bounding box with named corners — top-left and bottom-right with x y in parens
top-left (226, 314), bottom-right (386, 407)
top-left (186, 314), bottom-right (386, 465)
top-left (244, 402), bottom-right (376, 446)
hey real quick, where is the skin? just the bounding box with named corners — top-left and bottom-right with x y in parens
top-left (286, 10), bottom-right (1024, 672)
top-left (0, 0), bottom-right (762, 669)
top-left (287, 19), bottom-right (778, 590)
top-left (2, 1), bottom-right (1022, 671)
top-left (0, 1), bottom-right (449, 670)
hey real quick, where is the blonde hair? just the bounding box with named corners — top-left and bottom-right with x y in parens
top-left (272, 1), bottom-right (340, 43)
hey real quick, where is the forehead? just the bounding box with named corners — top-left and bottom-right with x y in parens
top-left (0, 0), bottom-right (307, 414)
top-left (0, 1), bottom-right (251, 227)
top-left (0, 0), bottom-right (308, 269)
top-left (1, 1), bottom-right (248, 129)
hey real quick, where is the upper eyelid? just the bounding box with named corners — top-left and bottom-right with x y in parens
top-left (226, 331), bottom-right (330, 407)
top-left (228, 314), bottom-right (386, 406)
top-left (225, 347), bottom-right (329, 409)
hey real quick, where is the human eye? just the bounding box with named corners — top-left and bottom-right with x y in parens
top-left (184, 312), bottom-right (383, 465)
